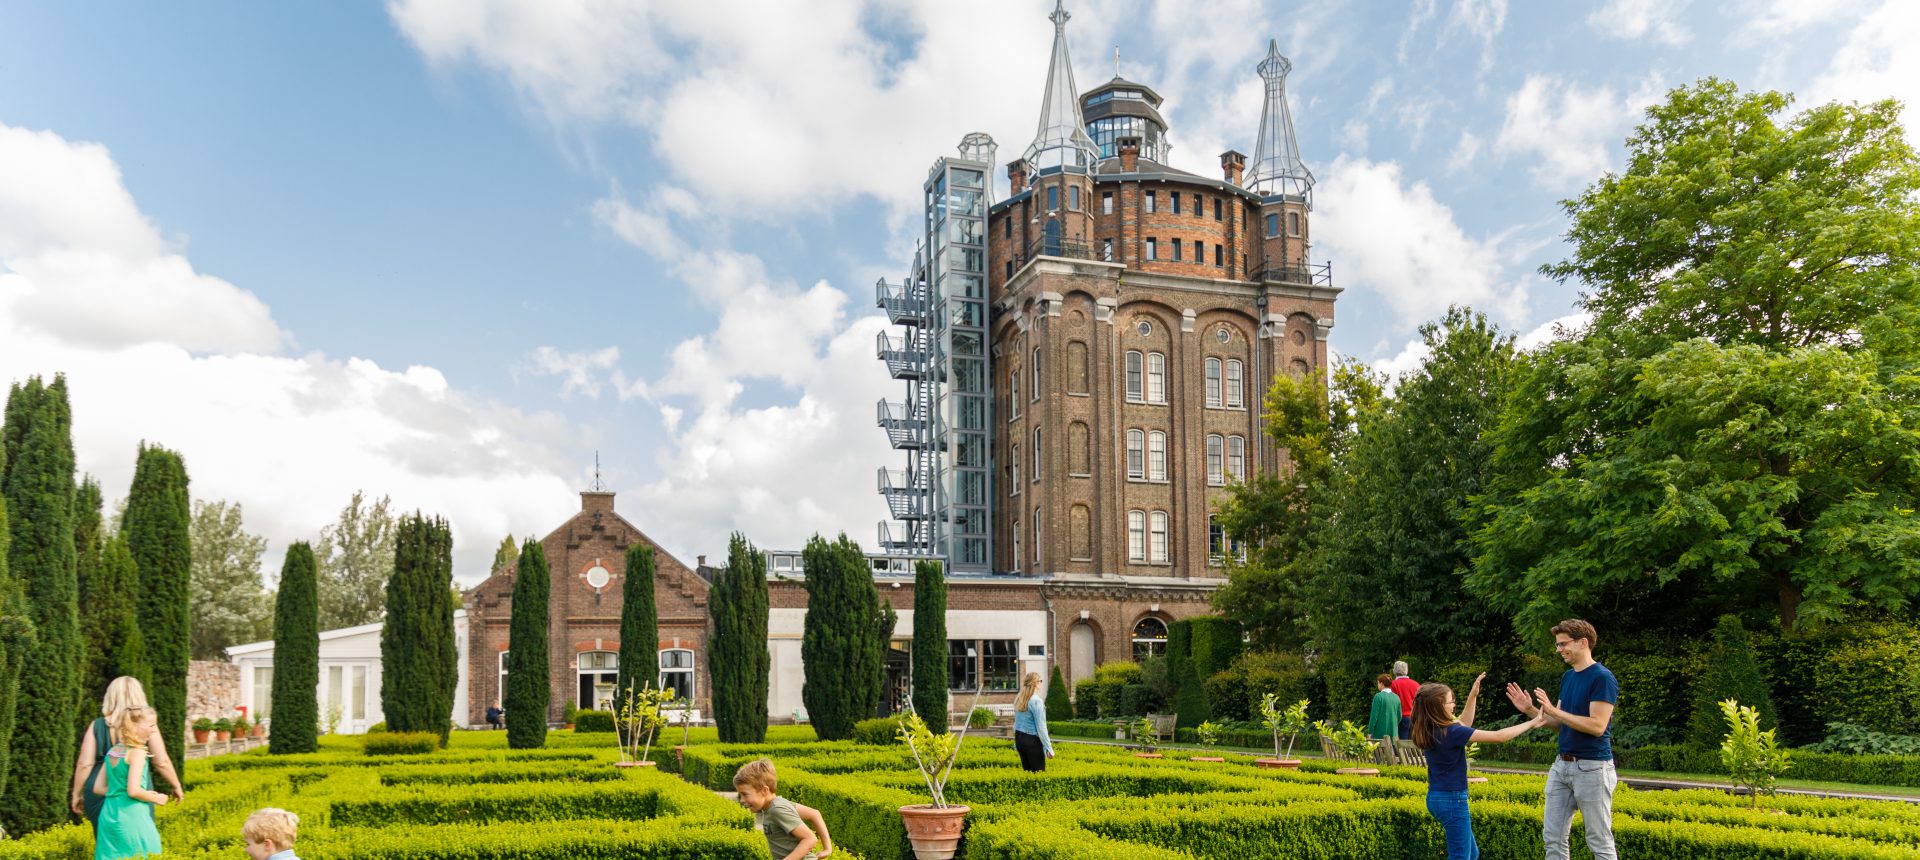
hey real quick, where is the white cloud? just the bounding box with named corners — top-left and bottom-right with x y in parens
top-left (0, 121), bottom-right (581, 583)
top-left (1449, 0), bottom-right (1509, 71)
top-left (1494, 74), bottom-right (1663, 190)
top-left (1370, 338), bottom-right (1434, 389)
top-left (1447, 130), bottom-right (1482, 173)
top-left (1803, 1), bottom-right (1920, 147)
top-left (1516, 311), bottom-right (1592, 350)
top-left (1313, 155), bottom-right (1529, 326)
top-left (1588, 0), bottom-right (1691, 46)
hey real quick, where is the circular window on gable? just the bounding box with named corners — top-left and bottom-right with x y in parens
top-left (1137, 320), bottom-right (1152, 336)
top-left (1292, 329), bottom-right (1307, 345)
top-left (1216, 327), bottom-right (1231, 344)
top-left (582, 559), bottom-right (611, 591)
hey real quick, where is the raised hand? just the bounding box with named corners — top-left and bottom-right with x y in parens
top-left (1503, 682), bottom-right (1532, 713)
top-left (1532, 688), bottom-right (1554, 714)
top-left (1469, 672), bottom-right (1486, 695)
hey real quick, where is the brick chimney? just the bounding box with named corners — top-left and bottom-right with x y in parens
top-left (1117, 136), bottom-right (1141, 173)
top-left (697, 555), bottom-right (706, 567)
top-left (1008, 159), bottom-right (1029, 196)
top-left (580, 490), bottom-right (614, 514)
top-left (1221, 150), bottom-right (1247, 186)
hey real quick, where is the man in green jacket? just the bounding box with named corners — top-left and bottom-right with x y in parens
top-left (1366, 673), bottom-right (1401, 741)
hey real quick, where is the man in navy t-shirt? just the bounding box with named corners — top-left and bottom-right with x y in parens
top-left (1505, 619), bottom-right (1619, 860)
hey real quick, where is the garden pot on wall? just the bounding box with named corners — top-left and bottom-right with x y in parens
top-left (1335, 767), bottom-right (1380, 777)
top-left (192, 729), bottom-right (210, 744)
top-left (213, 731), bottom-right (229, 742)
top-left (1255, 759), bottom-right (1301, 769)
top-left (252, 725), bottom-right (265, 738)
top-left (899, 804), bottom-right (970, 860)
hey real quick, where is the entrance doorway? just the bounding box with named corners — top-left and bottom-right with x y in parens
top-left (578, 651), bottom-right (618, 712)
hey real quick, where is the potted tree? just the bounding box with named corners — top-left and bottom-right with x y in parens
top-left (1130, 716), bottom-right (1163, 759)
top-left (896, 712), bottom-right (973, 860)
top-left (1192, 720), bottom-right (1225, 762)
top-left (231, 715), bottom-right (251, 742)
top-left (1320, 720), bottom-right (1380, 776)
top-left (1256, 695), bottom-right (1310, 769)
top-left (253, 717), bottom-right (268, 739)
top-left (670, 701), bottom-right (694, 765)
top-left (192, 718), bottom-right (212, 745)
top-left (563, 698), bottom-right (579, 731)
top-left (614, 682), bottom-right (668, 768)
top-left (212, 717), bottom-right (233, 743)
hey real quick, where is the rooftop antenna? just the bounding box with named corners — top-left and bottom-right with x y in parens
top-left (588, 452), bottom-right (608, 492)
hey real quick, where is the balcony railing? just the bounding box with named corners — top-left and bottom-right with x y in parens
top-left (877, 521), bottom-right (932, 554)
top-left (1249, 259), bottom-right (1334, 288)
top-left (1016, 237), bottom-right (1096, 268)
top-left (875, 278), bottom-right (929, 326)
top-left (876, 399), bottom-right (929, 449)
top-left (877, 467), bottom-right (930, 520)
top-left (875, 330), bottom-right (927, 380)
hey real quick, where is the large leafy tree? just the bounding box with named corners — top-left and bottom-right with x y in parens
top-left (709, 533), bottom-right (770, 743)
top-left (1310, 308), bottom-right (1516, 669)
top-left (316, 490), bottom-right (397, 629)
top-left (1469, 80), bottom-right (1920, 634)
top-left (800, 534), bottom-right (885, 740)
top-left (1, 377), bottom-right (79, 834)
top-left (616, 542), bottom-right (659, 721)
top-left (380, 514), bottom-right (456, 744)
top-left (505, 538), bottom-right (550, 749)
top-left (187, 499), bottom-right (271, 660)
top-left (125, 443), bottom-right (192, 775)
top-left (910, 559), bottom-right (948, 733)
top-left (270, 542), bottom-right (319, 754)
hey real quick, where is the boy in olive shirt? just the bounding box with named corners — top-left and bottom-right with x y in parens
top-left (733, 758), bottom-right (835, 860)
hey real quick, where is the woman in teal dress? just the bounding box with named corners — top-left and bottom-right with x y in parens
top-left (95, 706), bottom-right (168, 860)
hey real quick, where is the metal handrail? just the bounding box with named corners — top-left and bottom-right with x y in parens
top-left (1020, 237), bottom-right (1095, 265)
top-left (1249, 259), bottom-right (1333, 287)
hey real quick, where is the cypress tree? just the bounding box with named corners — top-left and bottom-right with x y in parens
top-left (381, 514), bottom-right (455, 744)
top-left (124, 444), bottom-right (191, 774)
top-left (506, 538), bottom-right (550, 749)
top-left (911, 559), bottom-right (948, 733)
top-left (800, 534), bottom-right (883, 740)
top-left (95, 536), bottom-right (150, 697)
top-left (616, 542), bottom-right (658, 734)
top-left (1688, 614), bottom-right (1779, 747)
top-left (270, 542), bottom-right (319, 754)
top-left (0, 386), bottom-right (21, 805)
top-left (71, 476), bottom-right (105, 742)
top-left (1167, 619), bottom-right (1211, 728)
top-left (2, 377), bottom-right (79, 835)
top-left (1046, 664), bottom-right (1071, 720)
top-left (710, 533), bottom-right (769, 743)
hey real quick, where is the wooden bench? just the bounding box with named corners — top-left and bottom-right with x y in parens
top-left (1144, 713), bottom-right (1178, 743)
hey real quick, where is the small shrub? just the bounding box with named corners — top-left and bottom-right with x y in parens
top-left (363, 732), bottom-right (440, 756)
top-left (213, 718), bottom-right (233, 733)
top-left (968, 707), bottom-right (994, 729)
top-left (1615, 724), bottom-right (1676, 749)
top-left (1720, 699), bottom-right (1789, 808)
top-left (1689, 615), bottom-right (1777, 748)
top-left (1195, 721), bottom-right (1222, 747)
top-left (367, 722), bottom-right (388, 734)
top-left (853, 717), bottom-right (902, 745)
top-left (1806, 722), bottom-right (1920, 756)
top-left (572, 710), bottom-right (615, 733)
top-left (1075, 679), bottom-right (1105, 719)
top-left (193, 718), bottom-right (213, 732)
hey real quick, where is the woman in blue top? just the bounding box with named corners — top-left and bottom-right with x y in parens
top-left (1411, 674), bottom-right (1547, 860)
top-left (1012, 672), bottom-right (1055, 772)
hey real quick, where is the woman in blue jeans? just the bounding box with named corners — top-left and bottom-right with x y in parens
top-left (1411, 674), bottom-right (1547, 859)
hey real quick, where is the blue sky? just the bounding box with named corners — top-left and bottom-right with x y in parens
top-left (1, 0), bottom-right (1914, 583)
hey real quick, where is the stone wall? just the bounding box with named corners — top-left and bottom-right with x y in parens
top-left (186, 659), bottom-right (241, 727)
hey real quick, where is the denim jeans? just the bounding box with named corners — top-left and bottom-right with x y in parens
top-left (1544, 758), bottom-right (1618, 860)
top-left (1425, 790), bottom-right (1479, 860)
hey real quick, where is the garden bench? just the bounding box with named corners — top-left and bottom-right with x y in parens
top-left (1390, 738), bottom-right (1426, 767)
top-left (1144, 713), bottom-right (1177, 743)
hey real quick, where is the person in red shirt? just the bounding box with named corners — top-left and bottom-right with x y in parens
top-left (1390, 661), bottom-right (1419, 739)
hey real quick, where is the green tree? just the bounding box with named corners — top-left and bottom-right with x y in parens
top-left (1689, 615), bottom-right (1779, 748)
top-left (74, 484), bottom-right (152, 740)
top-left (616, 541), bottom-right (659, 730)
top-left (125, 443), bottom-right (192, 775)
top-left (270, 542), bottom-right (319, 754)
top-left (709, 533), bottom-right (770, 743)
top-left (380, 514), bottom-right (455, 744)
top-left (1167, 620), bottom-right (1209, 727)
top-left (1045, 664), bottom-right (1071, 721)
top-left (800, 534), bottom-right (884, 740)
top-left (0, 415), bottom-right (17, 808)
top-left (188, 499), bottom-right (271, 660)
top-left (316, 491), bottom-right (397, 629)
top-left (1312, 308), bottom-right (1516, 671)
top-left (910, 559), bottom-right (949, 733)
top-left (71, 476), bottom-right (106, 741)
top-left (491, 535), bottom-right (519, 576)
top-left (1, 377), bottom-right (79, 834)
top-left (506, 538), bottom-right (550, 749)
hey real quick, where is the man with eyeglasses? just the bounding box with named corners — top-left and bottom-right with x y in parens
top-left (1505, 619), bottom-right (1619, 860)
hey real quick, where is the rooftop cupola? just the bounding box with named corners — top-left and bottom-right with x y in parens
top-left (1245, 39), bottom-right (1315, 202)
top-left (1081, 76), bottom-right (1170, 164)
top-left (1023, 0), bottom-right (1101, 174)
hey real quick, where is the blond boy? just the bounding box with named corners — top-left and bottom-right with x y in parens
top-left (732, 758), bottom-right (834, 860)
top-left (243, 808), bottom-right (301, 860)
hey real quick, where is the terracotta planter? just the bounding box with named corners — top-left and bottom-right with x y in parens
top-left (1255, 758), bottom-right (1302, 769)
top-left (614, 760), bottom-right (657, 768)
top-left (192, 730), bottom-right (210, 744)
top-left (252, 725), bottom-right (266, 738)
top-left (563, 723), bottom-right (575, 730)
top-left (213, 731), bottom-right (230, 742)
top-left (1191, 756), bottom-right (1225, 762)
top-left (1335, 767), bottom-right (1380, 777)
top-left (1133, 752), bottom-right (1163, 759)
top-left (898, 804), bottom-right (969, 860)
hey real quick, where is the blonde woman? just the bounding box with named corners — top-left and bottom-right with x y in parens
top-left (71, 677), bottom-right (184, 827)
top-left (93, 706), bottom-right (168, 860)
top-left (1012, 671), bottom-right (1055, 772)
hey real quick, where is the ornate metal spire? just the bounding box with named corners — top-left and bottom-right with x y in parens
top-left (1246, 40), bottom-right (1315, 200)
top-left (1023, 0), bottom-right (1100, 173)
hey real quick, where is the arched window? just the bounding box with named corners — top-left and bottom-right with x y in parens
top-left (1012, 517), bottom-right (1022, 572)
top-left (1132, 617), bottom-right (1169, 661)
top-left (1034, 507), bottom-right (1043, 567)
top-left (1068, 341), bottom-right (1090, 394)
top-left (1207, 435), bottom-right (1225, 485)
top-left (1009, 368), bottom-right (1020, 418)
top-left (1150, 511), bottom-right (1169, 563)
top-left (1146, 352), bottom-right (1167, 404)
top-left (659, 649), bottom-right (695, 703)
top-left (1069, 421), bottom-right (1091, 475)
top-left (1226, 359), bottom-right (1244, 408)
top-left (1125, 350), bottom-right (1144, 401)
top-left (1227, 435), bottom-right (1246, 481)
top-left (1205, 358), bottom-right (1222, 407)
top-left (1126, 429), bottom-right (1145, 480)
top-left (1069, 504), bottom-right (1092, 560)
top-left (1147, 430), bottom-right (1167, 481)
top-left (1032, 347), bottom-right (1042, 398)
top-left (1127, 510), bottom-right (1146, 562)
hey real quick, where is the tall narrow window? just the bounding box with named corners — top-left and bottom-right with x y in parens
top-left (1215, 244), bottom-right (1224, 267)
top-left (1208, 517), bottom-right (1226, 562)
top-left (1225, 359), bottom-right (1244, 408)
top-left (1068, 341), bottom-right (1090, 394)
top-left (1146, 352), bottom-right (1166, 404)
top-left (1172, 239), bottom-right (1183, 261)
top-left (1147, 430), bottom-right (1167, 481)
top-left (659, 649), bottom-right (695, 702)
top-left (1032, 347), bottom-right (1042, 399)
top-left (1004, 217), bottom-right (1012, 238)
top-left (1128, 510), bottom-right (1146, 562)
top-left (1171, 193), bottom-right (1181, 215)
top-left (1266, 213), bottom-right (1280, 237)
top-left (1069, 421), bottom-right (1091, 475)
top-left (1034, 507), bottom-right (1043, 565)
top-left (1070, 505), bottom-right (1092, 559)
top-left (1126, 429), bottom-right (1145, 479)
top-left (1102, 191), bottom-right (1114, 214)
top-left (1145, 238), bottom-right (1157, 260)
top-left (1009, 369), bottom-right (1020, 419)
top-left (1227, 435), bottom-right (1245, 481)
top-left (1214, 198), bottom-right (1223, 220)
top-left (1011, 444), bottom-right (1020, 491)
top-left (1288, 211), bottom-right (1301, 236)
top-left (1193, 194), bottom-right (1204, 217)
top-left (1195, 240), bottom-right (1206, 262)
top-left (1145, 191), bottom-right (1156, 213)
top-left (1205, 358), bottom-right (1222, 407)
top-left (1149, 512), bottom-right (1169, 563)
top-left (1012, 518), bottom-right (1022, 571)
top-left (1125, 351), bottom-right (1144, 401)
top-left (1033, 428), bottom-right (1042, 481)
top-left (1207, 434), bottom-right (1224, 485)
top-left (1047, 186), bottom-right (1058, 210)
top-left (1069, 186), bottom-right (1080, 210)
top-left (1101, 238), bottom-right (1114, 261)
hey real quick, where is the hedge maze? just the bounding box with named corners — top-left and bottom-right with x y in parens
top-left (2, 729), bottom-right (1916, 859)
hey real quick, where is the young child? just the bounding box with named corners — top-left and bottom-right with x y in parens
top-left (732, 758), bottom-right (834, 860)
top-left (243, 808), bottom-right (301, 860)
top-left (1411, 674), bottom-right (1547, 860)
top-left (93, 706), bottom-right (168, 860)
